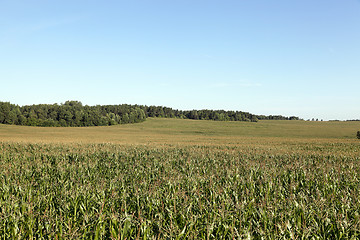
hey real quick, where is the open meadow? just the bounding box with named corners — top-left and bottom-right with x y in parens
top-left (1, 119), bottom-right (360, 239)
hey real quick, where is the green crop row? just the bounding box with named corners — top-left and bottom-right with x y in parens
top-left (1, 142), bottom-right (360, 239)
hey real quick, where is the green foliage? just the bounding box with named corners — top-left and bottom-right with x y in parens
top-left (0, 142), bottom-right (360, 238)
top-left (357, 131), bottom-right (360, 139)
top-left (0, 101), bottom-right (300, 127)
top-left (0, 101), bottom-right (146, 127)
top-left (257, 115), bottom-right (300, 120)
top-left (142, 107), bottom-right (261, 122)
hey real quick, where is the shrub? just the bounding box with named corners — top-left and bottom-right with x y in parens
top-left (357, 131), bottom-right (360, 139)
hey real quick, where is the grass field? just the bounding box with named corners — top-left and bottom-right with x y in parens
top-left (1, 118), bottom-right (359, 144)
top-left (1, 119), bottom-right (360, 239)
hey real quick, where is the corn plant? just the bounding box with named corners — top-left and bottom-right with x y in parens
top-left (0, 142), bottom-right (360, 239)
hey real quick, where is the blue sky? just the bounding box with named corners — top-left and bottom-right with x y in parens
top-left (1, 0), bottom-right (359, 120)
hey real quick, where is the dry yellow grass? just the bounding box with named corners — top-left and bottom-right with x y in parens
top-left (0, 118), bottom-right (359, 142)
top-left (0, 118), bottom-right (359, 152)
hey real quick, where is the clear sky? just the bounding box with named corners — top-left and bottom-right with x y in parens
top-left (1, 0), bottom-right (359, 120)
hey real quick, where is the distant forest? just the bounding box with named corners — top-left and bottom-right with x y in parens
top-left (0, 101), bottom-right (300, 127)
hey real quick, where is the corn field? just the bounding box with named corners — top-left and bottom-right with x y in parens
top-left (1, 141), bottom-right (360, 239)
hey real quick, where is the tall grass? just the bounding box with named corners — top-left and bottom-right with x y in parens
top-left (1, 141), bottom-right (360, 239)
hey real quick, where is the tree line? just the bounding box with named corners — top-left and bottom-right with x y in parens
top-left (0, 101), bottom-right (299, 127)
top-left (141, 106), bottom-right (299, 121)
top-left (0, 101), bottom-right (146, 127)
